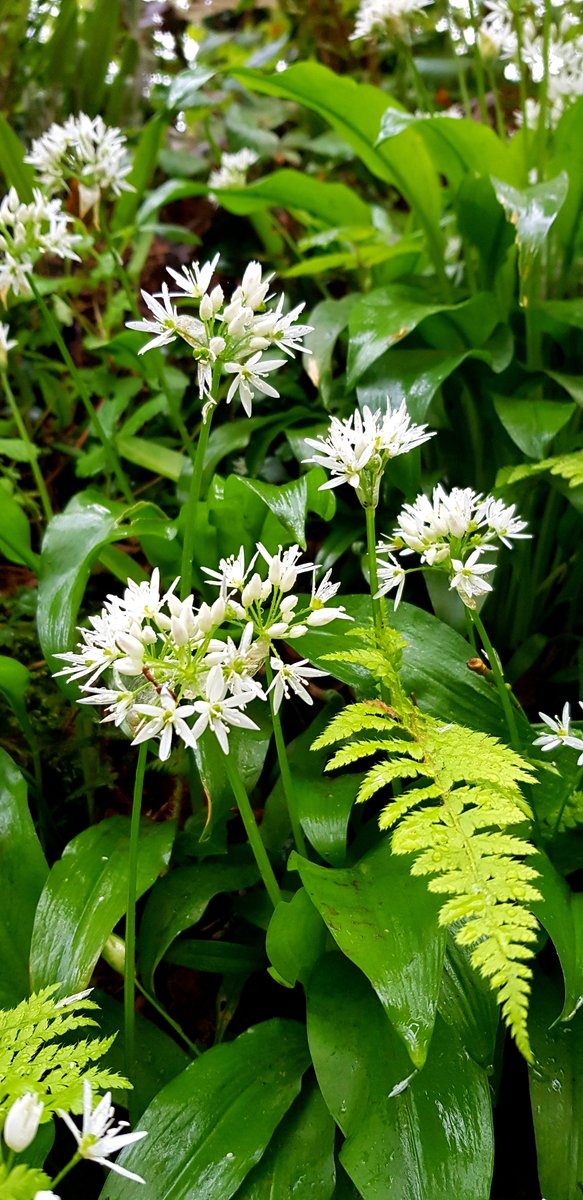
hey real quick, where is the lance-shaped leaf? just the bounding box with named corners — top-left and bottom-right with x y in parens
top-left (492, 173), bottom-right (569, 294)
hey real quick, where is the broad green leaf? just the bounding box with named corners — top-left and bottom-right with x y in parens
top-left (493, 174), bottom-right (569, 288)
top-left (438, 935), bottom-right (499, 1072)
top-left (166, 66), bottom-right (216, 110)
top-left (291, 841), bottom-right (445, 1068)
top-left (30, 815), bottom-right (176, 995)
top-left (0, 482), bottom-right (38, 569)
top-left (547, 370), bottom-right (583, 409)
top-left (531, 849), bottom-right (583, 1021)
top-left (0, 750), bottom-right (47, 1005)
top-left (192, 706), bottom-right (272, 845)
top-left (455, 175), bottom-right (516, 288)
top-left (233, 64), bottom-right (444, 274)
top-left (0, 655), bottom-right (32, 733)
top-left (0, 115), bottom-right (34, 199)
top-left (304, 295), bottom-right (358, 403)
top-left (100, 1019), bottom-right (310, 1200)
top-left (235, 1080), bottom-right (336, 1200)
top-left (165, 940), bottom-right (265, 976)
top-left (139, 857), bottom-right (260, 991)
top-left (239, 468), bottom-right (335, 548)
top-left (493, 393), bottom-right (575, 459)
top-left (308, 954), bottom-right (494, 1200)
top-left (529, 974), bottom-right (583, 1200)
top-left (113, 116), bottom-right (166, 231)
top-left (300, 595), bottom-right (515, 739)
top-left (79, 0), bottom-right (121, 114)
top-left (549, 97), bottom-right (583, 258)
top-left (266, 889), bottom-right (328, 988)
top-left (378, 109), bottom-right (521, 186)
top-left (118, 435), bottom-right (186, 480)
top-left (96, 991), bottom-right (190, 1117)
top-left (37, 492), bottom-right (175, 674)
top-left (217, 169), bottom-right (372, 228)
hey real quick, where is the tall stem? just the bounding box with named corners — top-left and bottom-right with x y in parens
top-left (124, 742), bottom-right (148, 1104)
top-left (365, 505), bottom-right (384, 635)
top-left (224, 751), bottom-right (282, 908)
top-left (514, 9), bottom-right (531, 177)
top-left (467, 0), bottom-right (489, 125)
top-left (470, 609), bottom-right (520, 749)
top-left (265, 660), bottom-right (308, 856)
top-left (28, 276), bottom-right (133, 503)
top-left (1, 370), bottom-right (53, 521)
top-left (180, 397), bottom-right (216, 601)
top-left (536, 0), bottom-right (552, 182)
top-left (100, 209), bottom-right (141, 320)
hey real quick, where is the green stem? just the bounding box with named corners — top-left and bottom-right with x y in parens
top-left (514, 8), bottom-right (531, 176)
top-left (224, 751), bottom-right (282, 908)
top-left (28, 276), bottom-right (133, 503)
top-left (365, 505), bottom-right (383, 636)
top-left (536, 0), bottom-right (552, 181)
top-left (51, 1152), bottom-right (81, 1188)
top-left (467, 0), bottom-right (489, 125)
top-left (1, 371), bottom-right (53, 521)
top-left (180, 395), bottom-right (216, 601)
top-left (125, 742), bottom-right (148, 1102)
top-left (265, 660), bottom-right (308, 856)
top-left (100, 208), bottom-right (141, 319)
top-left (486, 63), bottom-right (506, 141)
top-left (470, 609), bottom-right (520, 749)
top-left (402, 40), bottom-right (434, 113)
top-left (134, 977), bottom-right (201, 1056)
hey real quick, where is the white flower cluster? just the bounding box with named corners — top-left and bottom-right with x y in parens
top-left (376, 485), bottom-right (529, 609)
top-left (55, 551), bottom-right (349, 760)
top-left (351, 0), bottom-right (434, 41)
top-left (209, 149), bottom-right (258, 200)
top-left (59, 1079), bottom-right (147, 1184)
top-left (303, 401), bottom-right (435, 507)
top-left (533, 702), bottom-right (583, 763)
top-left (0, 187), bottom-right (81, 304)
top-left (478, 1), bottom-right (583, 127)
top-left (26, 113), bottom-right (133, 219)
top-left (127, 256), bottom-right (311, 418)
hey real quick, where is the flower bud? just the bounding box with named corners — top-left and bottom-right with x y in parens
top-left (199, 293), bottom-right (213, 321)
top-left (167, 593), bottom-right (183, 618)
top-left (306, 608), bottom-right (348, 626)
top-left (210, 285), bottom-right (224, 311)
top-left (265, 621), bottom-right (289, 637)
top-left (280, 594), bottom-right (298, 614)
top-left (209, 336), bottom-right (226, 357)
top-left (4, 1093), bottom-right (43, 1152)
top-left (242, 573), bottom-right (265, 607)
top-left (116, 633), bottom-right (145, 660)
top-left (210, 597), bottom-right (226, 625)
top-left (286, 624), bottom-right (308, 638)
top-left (171, 614), bottom-right (189, 646)
top-left (228, 307), bottom-right (252, 337)
top-left (141, 626), bottom-right (157, 645)
top-left (102, 932), bottom-right (126, 975)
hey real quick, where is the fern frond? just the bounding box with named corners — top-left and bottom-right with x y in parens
top-left (0, 1163), bottom-right (51, 1200)
top-left (0, 987), bottom-right (130, 1119)
top-left (314, 666), bottom-right (542, 1059)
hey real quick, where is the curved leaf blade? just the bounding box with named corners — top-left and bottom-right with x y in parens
top-left (0, 750), bottom-right (47, 1005)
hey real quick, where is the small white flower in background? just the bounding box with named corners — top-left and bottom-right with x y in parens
top-left (449, 549), bottom-right (495, 608)
top-left (209, 148), bottom-right (258, 198)
top-left (59, 1080), bottom-right (147, 1184)
top-left (0, 187), bottom-right (81, 304)
top-left (191, 665), bottom-right (259, 754)
top-left (351, 0), bottom-right (434, 42)
top-left (4, 1092), bottom-right (44, 1152)
top-left (376, 553), bottom-right (407, 608)
top-left (268, 657), bottom-right (327, 713)
top-left (304, 401), bottom-right (434, 507)
top-left (533, 703), bottom-right (583, 761)
top-left (26, 113), bottom-right (133, 219)
top-left (0, 321), bottom-right (16, 368)
top-left (126, 254), bottom-right (312, 417)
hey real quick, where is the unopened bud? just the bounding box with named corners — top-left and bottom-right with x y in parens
top-left (102, 932), bottom-right (126, 975)
top-left (199, 293), bottom-right (213, 321)
top-left (242, 573), bottom-right (265, 607)
top-left (4, 1093), bottom-right (43, 1152)
top-left (210, 285), bottom-right (224, 311)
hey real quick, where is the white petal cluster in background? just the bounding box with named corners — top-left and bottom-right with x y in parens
top-left (533, 702), bottom-right (583, 763)
top-left (351, 0), bottom-right (434, 42)
top-left (376, 485), bottom-right (530, 609)
top-left (126, 256), bottom-right (312, 418)
top-left (55, 551), bottom-right (349, 761)
top-left (26, 113), bottom-right (134, 219)
top-left (304, 401), bottom-right (435, 507)
top-left (209, 149), bottom-right (259, 201)
top-left (0, 187), bottom-right (81, 305)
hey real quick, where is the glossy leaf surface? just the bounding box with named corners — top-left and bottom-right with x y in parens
top-left (235, 1079), bottom-right (336, 1199)
top-left (0, 750), bottom-right (47, 1005)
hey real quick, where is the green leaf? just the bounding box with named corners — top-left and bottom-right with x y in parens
top-left (531, 849), bottom-right (583, 1022)
top-left (100, 1019), bottom-right (310, 1200)
top-left (455, 175), bottom-right (516, 288)
top-left (166, 66), bottom-right (216, 110)
top-left (493, 173), bottom-right (569, 278)
top-left (304, 295), bottom-right (358, 403)
top-left (118, 435), bottom-right (186, 480)
top-left (113, 116), bottom-right (166, 231)
top-left (233, 64), bottom-right (444, 274)
top-left (291, 840), bottom-right (445, 1068)
top-left (0, 750), bottom-right (47, 1005)
top-left (266, 889), bottom-right (328, 988)
top-left (378, 110), bottom-right (521, 186)
top-left (549, 97), bottom-right (583, 258)
top-left (438, 934), bottom-right (499, 1072)
top-left (0, 115), bottom-right (34, 199)
top-left (79, 0), bottom-right (121, 114)
top-left (96, 992), bottom-right (190, 1117)
top-left (139, 858), bottom-right (260, 992)
top-left (308, 954), bottom-right (494, 1200)
top-left (165, 940), bottom-right (265, 976)
top-left (0, 483), bottom-right (38, 569)
top-left (529, 973), bottom-right (583, 1200)
top-left (192, 706), bottom-right (272, 846)
top-left (0, 655), bottom-right (32, 733)
top-left (217, 169), bottom-right (372, 228)
top-left (235, 1080), bottom-right (336, 1199)
top-left (30, 815), bottom-right (175, 995)
top-left (493, 393), bottom-right (575, 459)
top-left (239, 469), bottom-right (335, 549)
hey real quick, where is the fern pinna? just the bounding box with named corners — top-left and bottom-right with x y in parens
top-left (312, 628), bottom-right (541, 1059)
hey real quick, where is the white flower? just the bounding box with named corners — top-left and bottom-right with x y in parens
top-left (0, 321), bottom-right (16, 368)
top-left (376, 553), bottom-right (407, 608)
top-left (59, 1080), bottom-right (147, 1184)
top-left (257, 542), bottom-right (313, 591)
top-left (191, 665), bottom-right (259, 753)
top-left (251, 295), bottom-right (313, 357)
top-left (533, 703), bottom-right (583, 760)
top-left (205, 623), bottom-right (267, 696)
top-left (306, 606), bottom-right (351, 626)
top-left (304, 402), bottom-right (434, 503)
top-left (126, 284), bottom-right (182, 353)
top-left (26, 114), bottom-right (133, 218)
top-left (351, 0), bottom-right (434, 42)
top-left (202, 547), bottom-right (257, 592)
top-left (166, 253), bottom-right (220, 300)
top-left (34, 1192), bottom-right (61, 1199)
top-left (132, 688), bottom-right (197, 760)
top-left (4, 1093), bottom-right (43, 1152)
top-left (304, 416), bottom-right (373, 492)
top-left (449, 549), bottom-right (495, 608)
top-left (0, 187), bottom-right (81, 304)
top-left (232, 260), bottom-right (273, 311)
top-left (209, 149), bottom-right (258, 196)
top-left (224, 351), bottom-right (287, 417)
top-left (268, 656), bottom-right (327, 713)
top-left (476, 497), bottom-right (530, 548)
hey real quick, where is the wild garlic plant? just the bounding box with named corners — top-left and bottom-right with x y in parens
top-left (127, 255), bottom-right (312, 599)
top-left (0, 987), bottom-right (147, 1197)
top-left (25, 114), bottom-right (134, 220)
top-left (0, 188), bottom-right (81, 305)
